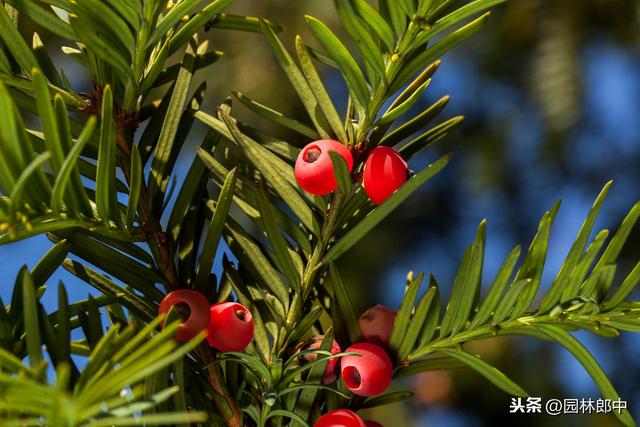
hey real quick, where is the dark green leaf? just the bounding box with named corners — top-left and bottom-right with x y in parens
top-left (323, 154), bottom-right (450, 264)
top-left (50, 117), bottom-right (96, 215)
top-left (261, 20), bottom-right (331, 138)
top-left (378, 79), bottom-right (430, 126)
top-left (328, 151), bottom-right (352, 193)
top-left (398, 115), bottom-right (464, 159)
top-left (21, 268), bottom-right (42, 367)
top-left (148, 0), bottom-right (205, 47)
top-left (491, 279), bottom-right (531, 324)
top-left (335, 0), bottom-right (385, 83)
top-left (233, 91), bottom-right (319, 139)
top-left (528, 325), bottom-right (635, 427)
top-left (381, 95), bottom-right (450, 146)
top-left (389, 272), bottom-right (424, 354)
top-left (95, 85), bottom-right (118, 223)
top-left (168, 0), bottom-right (234, 55)
top-left (195, 168), bottom-right (237, 291)
top-left (62, 259), bottom-right (156, 321)
top-left (470, 245), bottom-right (521, 327)
top-left (31, 239), bottom-right (70, 286)
top-left (255, 180), bottom-right (301, 291)
top-left (395, 355), bottom-right (465, 378)
top-left (361, 391), bottom-right (414, 408)
top-left (539, 182), bottom-right (611, 312)
top-left (295, 36), bottom-right (347, 143)
top-left (0, 5), bottom-right (38, 73)
top-left (393, 13), bottom-right (490, 92)
top-left (149, 38), bottom-right (196, 207)
top-left (305, 15), bottom-right (370, 111)
top-left (225, 220), bottom-right (290, 310)
top-left (439, 348), bottom-right (527, 397)
top-left (511, 201), bottom-right (561, 315)
top-left (294, 330), bottom-right (336, 424)
top-left (126, 144), bottom-right (142, 228)
top-left (217, 106), bottom-right (320, 235)
top-left (328, 263), bottom-right (361, 343)
top-left (397, 284), bottom-right (438, 361)
top-left (352, 0), bottom-right (395, 52)
top-left (439, 220), bottom-right (485, 337)
top-left (603, 260), bottom-right (640, 310)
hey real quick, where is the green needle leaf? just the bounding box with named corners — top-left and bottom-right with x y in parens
top-left (470, 245), bottom-right (521, 328)
top-left (323, 154), bottom-right (450, 264)
top-left (255, 180), bottom-right (301, 291)
top-left (149, 38), bottom-right (196, 209)
top-left (217, 106), bottom-right (320, 235)
top-left (352, 0), bottom-right (395, 52)
top-left (305, 15), bottom-right (370, 112)
top-left (195, 168), bottom-right (237, 291)
top-left (31, 238), bottom-right (70, 286)
top-left (295, 36), bottom-right (347, 143)
top-left (21, 268), bottom-right (42, 367)
top-left (0, 5), bottom-right (38, 74)
top-left (233, 91), bottom-right (319, 139)
top-left (95, 85), bottom-right (118, 224)
top-left (389, 272), bottom-right (424, 356)
top-left (328, 151), bottom-right (352, 193)
top-left (439, 348), bottom-right (528, 397)
top-left (528, 325), bottom-right (636, 427)
top-left (126, 144), bottom-right (143, 229)
top-left (439, 220), bottom-right (485, 338)
top-left (261, 20), bottom-right (332, 138)
top-left (397, 284), bottom-right (438, 361)
top-left (539, 182), bottom-right (611, 313)
top-left (50, 116), bottom-right (96, 215)
top-left (361, 391), bottom-right (415, 408)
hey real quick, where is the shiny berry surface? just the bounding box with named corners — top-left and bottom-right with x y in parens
top-left (158, 289), bottom-right (209, 341)
top-left (341, 342), bottom-right (393, 397)
top-left (207, 302), bottom-right (254, 352)
top-left (362, 146), bottom-right (409, 205)
top-left (358, 304), bottom-right (397, 346)
top-left (314, 409), bottom-right (366, 427)
top-left (295, 140), bottom-right (353, 195)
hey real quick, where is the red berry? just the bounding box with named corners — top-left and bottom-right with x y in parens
top-left (158, 290), bottom-right (209, 341)
top-left (341, 343), bottom-right (393, 397)
top-left (295, 140), bottom-right (354, 195)
top-left (358, 305), bottom-right (397, 346)
top-left (314, 409), bottom-right (366, 427)
top-left (207, 302), bottom-right (254, 352)
top-left (362, 146), bottom-right (409, 205)
top-left (364, 422), bottom-right (383, 427)
top-left (302, 336), bottom-right (342, 384)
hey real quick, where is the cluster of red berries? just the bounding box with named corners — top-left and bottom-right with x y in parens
top-left (309, 304), bottom-right (398, 427)
top-left (159, 289), bottom-right (254, 352)
top-left (295, 139), bottom-right (409, 205)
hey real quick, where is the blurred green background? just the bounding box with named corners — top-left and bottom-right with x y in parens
top-left (3, 0), bottom-right (640, 425)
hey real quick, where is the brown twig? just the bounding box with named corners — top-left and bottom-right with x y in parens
top-left (112, 99), bottom-right (240, 425)
top-left (206, 363), bottom-right (243, 427)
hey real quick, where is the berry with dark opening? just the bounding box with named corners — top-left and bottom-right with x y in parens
top-left (358, 304), bottom-right (397, 346)
top-left (314, 409), bottom-right (366, 427)
top-left (362, 146), bottom-right (409, 205)
top-left (299, 336), bottom-right (342, 384)
top-left (158, 289), bottom-right (209, 341)
top-left (295, 139), bottom-right (353, 195)
top-left (207, 302), bottom-right (254, 352)
top-left (341, 342), bottom-right (393, 397)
